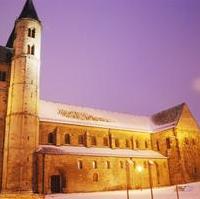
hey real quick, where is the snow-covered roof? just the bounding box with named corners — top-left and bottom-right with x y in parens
top-left (39, 100), bottom-right (183, 133)
top-left (37, 145), bottom-right (167, 159)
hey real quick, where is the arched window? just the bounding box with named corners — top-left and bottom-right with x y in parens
top-left (126, 139), bottom-right (130, 148)
top-left (0, 71), bottom-right (6, 82)
top-left (106, 161), bottom-right (111, 169)
top-left (115, 139), bottom-right (120, 148)
top-left (185, 137), bottom-right (189, 145)
top-left (77, 160), bottom-right (83, 169)
top-left (166, 138), bottom-right (171, 149)
top-left (135, 140), bottom-right (139, 148)
top-left (192, 138), bottom-right (196, 145)
top-left (48, 132), bottom-right (56, 144)
top-left (144, 161), bottom-right (147, 168)
top-left (92, 161), bottom-right (97, 169)
top-left (91, 136), bottom-right (97, 145)
top-left (27, 45), bottom-right (31, 54)
top-left (32, 28), bottom-right (36, 38)
top-left (93, 173), bottom-right (99, 182)
top-left (156, 140), bottom-right (160, 151)
top-left (103, 137), bottom-right (108, 146)
top-left (145, 141), bottom-right (148, 148)
top-left (65, 134), bottom-right (70, 144)
top-left (78, 135), bottom-right (84, 145)
top-left (28, 28), bottom-right (31, 37)
top-left (120, 161), bottom-right (124, 169)
top-left (28, 28), bottom-right (36, 38)
top-left (155, 162), bottom-right (160, 184)
top-left (31, 45), bottom-right (35, 55)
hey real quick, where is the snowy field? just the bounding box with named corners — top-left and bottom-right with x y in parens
top-left (46, 182), bottom-right (200, 199)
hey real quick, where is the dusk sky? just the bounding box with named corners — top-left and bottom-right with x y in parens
top-left (0, 0), bottom-right (200, 122)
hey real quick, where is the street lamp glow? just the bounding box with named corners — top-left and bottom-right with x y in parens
top-left (136, 165), bottom-right (143, 172)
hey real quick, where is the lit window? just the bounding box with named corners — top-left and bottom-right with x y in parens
top-left (93, 161), bottom-right (97, 169)
top-left (0, 71), bottom-right (6, 82)
top-left (77, 160), bottom-right (83, 169)
top-left (65, 134), bottom-right (70, 144)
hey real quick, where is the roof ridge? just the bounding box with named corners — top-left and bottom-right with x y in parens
top-left (40, 99), bottom-right (150, 118)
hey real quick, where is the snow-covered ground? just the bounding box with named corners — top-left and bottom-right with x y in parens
top-left (46, 182), bottom-right (200, 199)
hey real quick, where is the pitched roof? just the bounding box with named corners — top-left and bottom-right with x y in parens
top-left (151, 103), bottom-right (184, 126)
top-left (6, 0), bottom-right (40, 48)
top-left (37, 145), bottom-right (167, 159)
top-left (18, 0), bottom-right (40, 21)
top-left (39, 100), bottom-right (185, 133)
top-left (6, 28), bottom-right (15, 48)
top-left (0, 46), bottom-right (13, 63)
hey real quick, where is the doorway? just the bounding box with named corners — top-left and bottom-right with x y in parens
top-left (51, 175), bottom-right (61, 193)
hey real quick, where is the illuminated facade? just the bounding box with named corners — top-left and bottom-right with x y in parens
top-left (0, 0), bottom-right (200, 198)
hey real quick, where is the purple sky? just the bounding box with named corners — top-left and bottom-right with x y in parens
top-left (1, 0), bottom-right (200, 122)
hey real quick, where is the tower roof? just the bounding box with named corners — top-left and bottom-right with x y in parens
top-left (18, 0), bottom-right (40, 21)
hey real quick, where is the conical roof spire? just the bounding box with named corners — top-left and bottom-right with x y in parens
top-left (18, 0), bottom-right (40, 21)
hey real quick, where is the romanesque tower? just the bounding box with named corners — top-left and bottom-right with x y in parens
top-left (2, 0), bottom-right (41, 193)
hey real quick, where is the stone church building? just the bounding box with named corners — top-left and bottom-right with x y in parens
top-left (0, 0), bottom-right (200, 198)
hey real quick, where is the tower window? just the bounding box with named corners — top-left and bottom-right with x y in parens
top-left (31, 45), bottom-right (35, 55)
top-left (28, 28), bottom-right (36, 38)
top-left (0, 71), bottom-right (6, 82)
top-left (78, 135), bottom-right (84, 145)
top-left (91, 136), bottom-right (97, 146)
top-left (27, 45), bottom-right (31, 54)
top-left (65, 134), bottom-right (70, 144)
top-left (28, 28), bottom-right (31, 37)
top-left (32, 29), bottom-right (36, 38)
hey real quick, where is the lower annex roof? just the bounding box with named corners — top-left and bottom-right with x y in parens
top-left (37, 145), bottom-right (167, 159)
